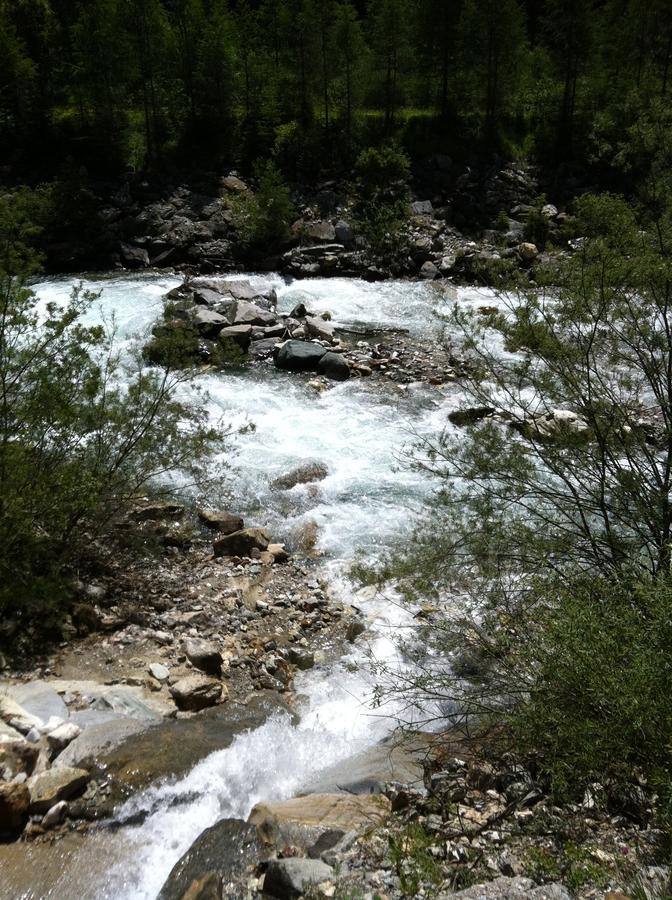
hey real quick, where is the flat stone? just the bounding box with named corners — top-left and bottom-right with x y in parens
top-left (263, 858), bottom-right (333, 898)
top-left (8, 682), bottom-right (68, 725)
top-left (27, 766), bottom-right (89, 813)
top-left (233, 300), bottom-right (276, 327)
top-left (191, 307), bottom-right (229, 336)
top-left (197, 509), bottom-right (244, 534)
top-left (213, 527), bottom-right (270, 558)
top-left (304, 316), bottom-right (335, 341)
top-left (54, 717), bottom-right (151, 769)
top-left (169, 676), bottom-right (224, 712)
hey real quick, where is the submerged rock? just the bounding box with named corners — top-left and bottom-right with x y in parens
top-left (271, 462), bottom-right (329, 491)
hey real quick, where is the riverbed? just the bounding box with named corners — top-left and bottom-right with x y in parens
top-left (2, 273), bottom-right (500, 900)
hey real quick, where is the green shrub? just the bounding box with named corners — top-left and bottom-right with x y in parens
top-left (0, 190), bottom-right (223, 637)
top-left (229, 159), bottom-right (295, 246)
top-left (351, 144), bottom-right (411, 250)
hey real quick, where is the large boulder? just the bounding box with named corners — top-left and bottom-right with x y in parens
top-left (303, 221), bottom-right (337, 243)
top-left (233, 300), bottom-right (276, 327)
top-left (184, 640), bottom-right (222, 677)
top-left (0, 782), bottom-right (30, 839)
top-left (54, 717), bottom-right (150, 769)
top-left (8, 683), bottom-right (68, 723)
top-left (158, 818), bottom-right (265, 900)
top-left (169, 676), bottom-right (224, 712)
top-left (197, 509), bottom-right (244, 534)
top-left (263, 858), bottom-right (333, 898)
top-left (271, 462), bottom-right (329, 491)
top-left (213, 527), bottom-right (270, 558)
top-left (304, 316), bottom-right (335, 342)
top-left (218, 324), bottom-right (253, 352)
top-left (317, 352), bottom-right (350, 382)
top-left (191, 307), bottom-right (229, 338)
top-left (121, 243), bottom-right (150, 268)
top-left (27, 766), bottom-right (89, 813)
top-left (274, 341), bottom-right (327, 373)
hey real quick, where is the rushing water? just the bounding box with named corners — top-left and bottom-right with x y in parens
top-left (7, 273), bottom-right (500, 900)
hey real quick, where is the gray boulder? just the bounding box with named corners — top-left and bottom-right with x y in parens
top-left (334, 221), bottom-right (354, 245)
top-left (274, 341), bottom-right (327, 373)
top-left (304, 316), bottom-right (335, 341)
top-left (233, 300), bottom-right (276, 327)
top-left (55, 717), bottom-right (150, 769)
top-left (8, 682), bottom-right (68, 724)
top-left (191, 307), bottom-right (229, 337)
top-left (263, 858), bottom-right (333, 898)
top-left (218, 324), bottom-right (253, 352)
top-left (317, 352), bottom-right (350, 382)
top-left (411, 200), bottom-right (433, 215)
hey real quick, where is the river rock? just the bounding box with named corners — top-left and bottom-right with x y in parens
top-left (8, 683), bottom-right (69, 724)
top-left (54, 717), bottom-right (150, 769)
top-left (286, 648), bottom-right (315, 671)
top-left (411, 200), bottom-right (434, 215)
top-left (233, 300), bottom-right (276, 327)
top-left (121, 243), bottom-right (150, 268)
top-left (169, 676), bottom-right (224, 712)
top-left (41, 799), bottom-right (68, 828)
top-left (317, 352), bottom-right (350, 381)
top-left (27, 766), bottom-right (89, 813)
top-left (191, 307), bottom-right (229, 337)
top-left (197, 509), bottom-right (244, 534)
top-left (268, 543), bottom-right (290, 563)
top-left (218, 324), bottom-right (253, 351)
top-left (263, 858), bottom-right (333, 898)
top-left (420, 260), bottom-right (439, 279)
top-left (271, 461), bottom-right (329, 491)
top-left (149, 662), bottom-right (170, 683)
top-left (213, 527), bottom-right (270, 558)
top-left (0, 694), bottom-right (42, 736)
top-left (0, 736), bottom-right (39, 779)
top-left (0, 782), bottom-right (30, 838)
top-left (518, 242), bottom-right (538, 264)
top-left (334, 221), bottom-right (354, 245)
top-left (344, 616), bottom-right (365, 642)
top-left (46, 722), bottom-right (81, 755)
top-left (158, 818), bottom-right (265, 900)
top-left (304, 316), bottom-right (335, 341)
top-left (184, 640), bottom-right (222, 677)
top-left (449, 406), bottom-right (496, 427)
top-left (274, 340), bottom-right (327, 373)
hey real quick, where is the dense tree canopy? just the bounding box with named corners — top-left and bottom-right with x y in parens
top-left (0, 0), bottom-right (669, 180)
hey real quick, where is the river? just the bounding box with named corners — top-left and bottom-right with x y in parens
top-left (3, 273), bottom-right (500, 900)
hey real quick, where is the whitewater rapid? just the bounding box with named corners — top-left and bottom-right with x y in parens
top-left (17, 273), bottom-right (499, 900)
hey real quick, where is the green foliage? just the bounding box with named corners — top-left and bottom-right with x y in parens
top-left (0, 190), bottom-right (222, 636)
top-left (388, 824), bottom-right (443, 896)
top-left (524, 844), bottom-right (611, 891)
top-left (351, 145), bottom-right (410, 248)
top-left (523, 195), bottom-right (551, 249)
top-left (230, 160), bottom-right (295, 246)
